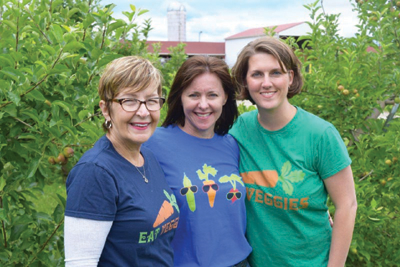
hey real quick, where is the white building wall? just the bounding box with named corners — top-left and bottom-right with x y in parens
top-left (279, 23), bottom-right (310, 37)
top-left (225, 23), bottom-right (311, 68)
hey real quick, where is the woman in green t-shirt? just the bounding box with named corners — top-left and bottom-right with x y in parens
top-left (230, 36), bottom-right (357, 267)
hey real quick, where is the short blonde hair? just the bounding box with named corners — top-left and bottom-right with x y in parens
top-left (98, 56), bottom-right (162, 131)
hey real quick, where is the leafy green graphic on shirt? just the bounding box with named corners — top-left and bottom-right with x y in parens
top-left (278, 161), bottom-right (305, 196)
top-left (219, 174), bottom-right (244, 203)
top-left (197, 164), bottom-right (218, 208)
top-left (182, 173), bottom-right (198, 212)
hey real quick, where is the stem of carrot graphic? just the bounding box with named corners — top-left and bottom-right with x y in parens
top-left (203, 180), bottom-right (217, 208)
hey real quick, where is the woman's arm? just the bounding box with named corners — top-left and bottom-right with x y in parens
top-left (64, 216), bottom-right (113, 266)
top-left (324, 166), bottom-right (357, 267)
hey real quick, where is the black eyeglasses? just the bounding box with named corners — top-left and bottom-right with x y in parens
top-left (226, 191), bottom-right (242, 200)
top-left (202, 183), bottom-right (219, 193)
top-left (110, 97), bottom-right (165, 112)
top-left (180, 185), bottom-right (198, 196)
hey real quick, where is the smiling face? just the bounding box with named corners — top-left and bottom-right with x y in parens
top-left (100, 83), bottom-right (160, 150)
top-left (180, 72), bottom-right (227, 138)
top-left (246, 53), bottom-right (293, 113)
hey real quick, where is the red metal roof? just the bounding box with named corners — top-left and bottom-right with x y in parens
top-left (225, 22), bottom-right (305, 40)
top-left (146, 41), bottom-right (225, 56)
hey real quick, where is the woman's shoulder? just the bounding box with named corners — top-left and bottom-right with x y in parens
top-left (297, 107), bottom-right (335, 130)
top-left (75, 136), bottom-right (119, 171)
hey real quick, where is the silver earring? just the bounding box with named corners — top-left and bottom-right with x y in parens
top-left (105, 120), bottom-right (112, 129)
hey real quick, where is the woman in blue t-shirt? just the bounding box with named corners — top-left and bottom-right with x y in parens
top-left (145, 56), bottom-right (252, 267)
top-left (64, 56), bottom-right (179, 266)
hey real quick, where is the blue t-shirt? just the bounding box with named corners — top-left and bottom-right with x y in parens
top-left (144, 125), bottom-right (252, 267)
top-left (65, 135), bottom-right (179, 267)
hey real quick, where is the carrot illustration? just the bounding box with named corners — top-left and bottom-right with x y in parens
top-left (219, 174), bottom-right (244, 203)
top-left (153, 200), bottom-right (174, 228)
top-left (197, 164), bottom-right (218, 208)
top-left (153, 190), bottom-right (180, 228)
top-left (202, 180), bottom-right (218, 207)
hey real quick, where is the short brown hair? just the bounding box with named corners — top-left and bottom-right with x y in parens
top-left (232, 36), bottom-right (303, 102)
top-left (162, 56), bottom-right (238, 135)
top-left (98, 56), bottom-right (162, 131)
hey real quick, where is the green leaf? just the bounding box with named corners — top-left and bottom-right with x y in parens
top-left (52, 204), bottom-right (64, 222)
top-left (7, 91), bottom-right (21, 106)
top-left (281, 179), bottom-right (294, 196)
top-left (36, 212), bottom-right (53, 221)
top-left (367, 216), bottom-right (380, 222)
top-left (0, 55), bottom-right (14, 67)
top-left (106, 20), bottom-right (127, 35)
top-left (138, 9), bottom-right (149, 16)
top-left (285, 170), bottom-right (305, 183)
top-left (67, 7), bottom-right (80, 19)
top-left (27, 89), bottom-right (46, 101)
top-left (280, 161), bottom-right (292, 177)
top-left (48, 64), bottom-right (70, 75)
top-left (10, 224), bottom-right (29, 242)
top-left (1, 67), bottom-right (23, 83)
top-left (98, 54), bottom-right (123, 68)
top-left (63, 41), bottom-right (85, 52)
top-left (370, 198), bottom-right (377, 209)
top-left (51, 24), bottom-right (64, 43)
top-left (27, 158), bottom-right (40, 178)
top-left (18, 134), bottom-right (36, 140)
top-left (78, 110), bottom-right (89, 120)
top-left (56, 193), bottom-right (66, 208)
top-left (3, 104), bottom-right (17, 117)
top-left (52, 100), bottom-right (75, 120)
top-left (3, 20), bottom-right (17, 31)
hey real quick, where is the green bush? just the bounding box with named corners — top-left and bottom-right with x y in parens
top-left (288, 0), bottom-right (400, 265)
top-left (0, 0), bottom-right (155, 265)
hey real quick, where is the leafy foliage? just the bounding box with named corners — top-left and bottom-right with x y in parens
top-left (287, 0), bottom-right (400, 265)
top-left (1, 0), bottom-right (398, 265)
top-left (0, 0), bottom-right (157, 265)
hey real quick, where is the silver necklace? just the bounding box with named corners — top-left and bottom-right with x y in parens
top-left (134, 165), bottom-right (148, 183)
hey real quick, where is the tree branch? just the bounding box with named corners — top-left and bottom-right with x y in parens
top-left (24, 7), bottom-right (52, 44)
top-left (27, 217), bottom-right (64, 266)
top-left (0, 48), bottom-right (63, 110)
top-left (359, 170), bottom-right (374, 182)
top-left (0, 197), bottom-right (7, 248)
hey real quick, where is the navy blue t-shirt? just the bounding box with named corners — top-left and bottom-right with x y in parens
top-left (65, 135), bottom-right (179, 266)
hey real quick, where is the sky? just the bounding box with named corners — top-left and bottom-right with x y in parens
top-left (101, 0), bottom-right (360, 42)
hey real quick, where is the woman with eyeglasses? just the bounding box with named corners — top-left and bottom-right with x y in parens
top-left (144, 56), bottom-right (252, 267)
top-left (64, 56), bottom-right (179, 266)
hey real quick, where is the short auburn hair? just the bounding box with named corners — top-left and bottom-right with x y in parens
top-left (232, 36), bottom-right (303, 102)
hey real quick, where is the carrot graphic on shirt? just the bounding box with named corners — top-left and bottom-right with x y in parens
top-left (219, 174), bottom-right (244, 203)
top-left (153, 190), bottom-right (179, 228)
top-left (279, 161), bottom-right (305, 196)
top-left (197, 164), bottom-right (218, 208)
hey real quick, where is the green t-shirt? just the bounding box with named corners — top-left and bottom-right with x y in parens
top-left (230, 107), bottom-right (351, 267)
